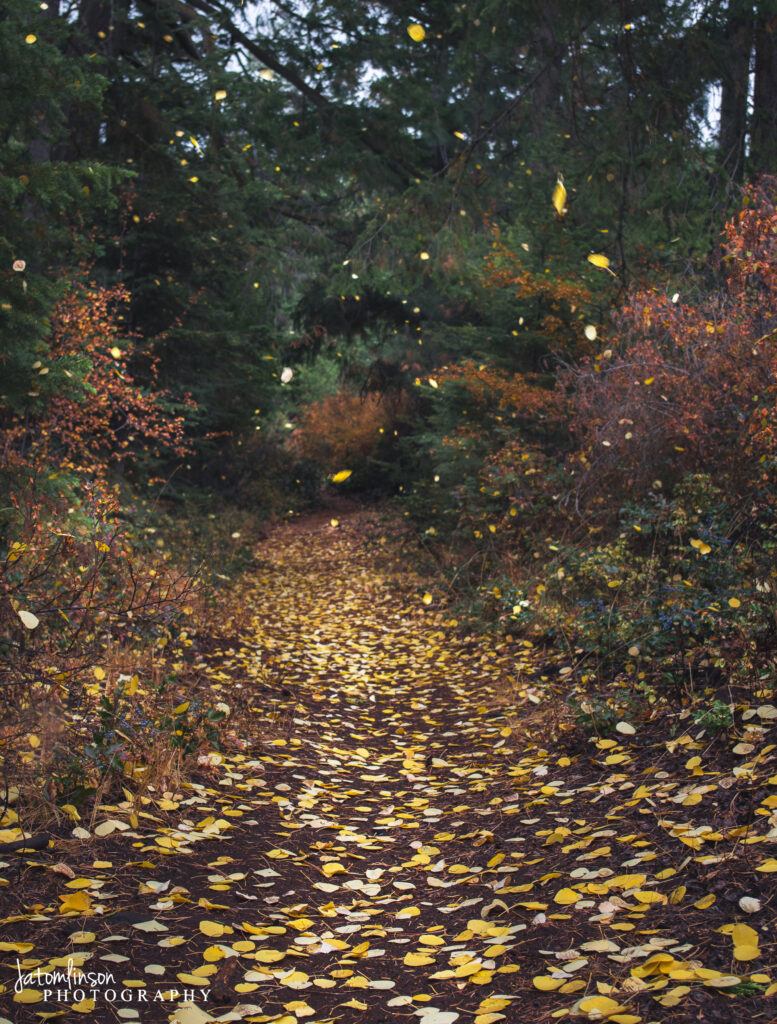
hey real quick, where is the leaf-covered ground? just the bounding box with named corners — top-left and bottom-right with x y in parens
top-left (2, 509), bottom-right (777, 1024)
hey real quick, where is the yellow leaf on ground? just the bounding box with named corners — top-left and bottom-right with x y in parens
top-left (533, 976), bottom-right (564, 990)
top-left (553, 887), bottom-right (581, 905)
top-left (199, 921), bottom-right (225, 937)
top-left (405, 952), bottom-right (436, 966)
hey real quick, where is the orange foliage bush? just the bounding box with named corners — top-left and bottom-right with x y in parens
top-left (3, 280), bottom-right (192, 482)
top-left (562, 176), bottom-right (777, 498)
top-left (1, 279), bottom-right (197, 796)
top-left (480, 224), bottom-right (596, 356)
top-left (290, 391), bottom-right (398, 470)
top-left (435, 361), bottom-right (564, 428)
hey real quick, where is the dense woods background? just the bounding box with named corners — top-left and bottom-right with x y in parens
top-left (4, 0), bottom-right (777, 797)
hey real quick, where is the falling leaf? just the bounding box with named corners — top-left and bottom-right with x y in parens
top-left (281, 367), bottom-right (294, 384)
top-left (587, 253), bottom-right (610, 269)
top-left (17, 610), bottom-right (39, 630)
top-left (552, 176), bottom-right (567, 216)
top-left (331, 470), bottom-right (352, 483)
top-left (584, 325), bottom-right (597, 341)
top-left (214, 89), bottom-right (227, 101)
top-left (407, 23), bottom-right (426, 42)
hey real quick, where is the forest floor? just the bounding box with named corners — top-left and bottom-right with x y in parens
top-left (2, 507), bottom-right (777, 1024)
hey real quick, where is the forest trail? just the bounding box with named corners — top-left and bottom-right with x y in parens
top-left (2, 509), bottom-right (776, 1024)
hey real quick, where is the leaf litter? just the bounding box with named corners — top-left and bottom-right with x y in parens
top-left (1, 508), bottom-right (777, 1023)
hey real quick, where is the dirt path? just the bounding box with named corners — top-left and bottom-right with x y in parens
top-left (2, 509), bottom-right (776, 1024)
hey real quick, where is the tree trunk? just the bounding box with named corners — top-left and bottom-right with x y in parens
top-left (718, 0), bottom-right (754, 181)
top-left (751, 1), bottom-right (777, 174)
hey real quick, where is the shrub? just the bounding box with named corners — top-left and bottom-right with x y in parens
top-left (562, 176), bottom-right (777, 502)
top-left (290, 389), bottom-right (400, 474)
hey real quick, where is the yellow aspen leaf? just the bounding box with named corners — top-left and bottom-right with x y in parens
top-left (587, 253), bottom-right (610, 268)
top-left (632, 889), bottom-right (666, 904)
top-left (578, 996), bottom-right (627, 1015)
top-left (553, 887), bottom-right (581, 905)
top-left (477, 998), bottom-right (512, 1012)
top-left (288, 918), bottom-right (315, 931)
top-left (331, 470), bottom-right (352, 483)
top-left (407, 24), bottom-right (426, 41)
top-left (552, 177), bottom-right (567, 216)
top-left (14, 989), bottom-right (44, 1003)
top-left (17, 609), bottom-right (39, 629)
top-left (214, 89), bottom-right (227, 100)
top-left (254, 950), bottom-right (286, 963)
top-left (280, 971), bottom-right (310, 987)
top-left (470, 970), bottom-right (494, 984)
top-left (322, 861), bottom-right (346, 876)
top-left (71, 998), bottom-right (97, 1013)
top-left (59, 891), bottom-right (92, 914)
top-left (404, 952), bottom-right (435, 966)
top-left (756, 858), bottom-right (777, 872)
top-left (532, 976), bottom-right (564, 990)
top-left (694, 893), bottom-right (716, 909)
top-left (559, 980), bottom-right (586, 994)
top-left (732, 923), bottom-right (759, 947)
top-left (733, 944), bottom-right (760, 961)
top-left (199, 921), bottom-right (225, 937)
top-left (729, 597), bottom-right (741, 608)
